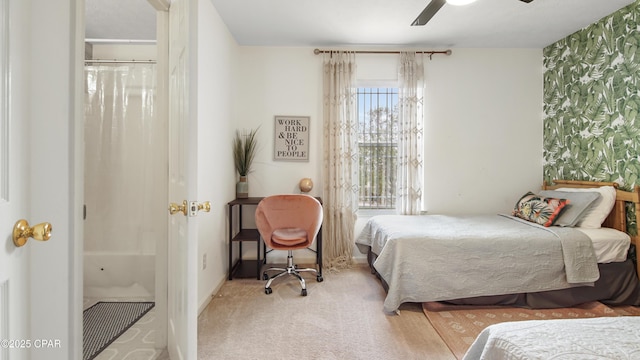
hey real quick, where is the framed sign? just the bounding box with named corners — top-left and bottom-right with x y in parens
top-left (274, 115), bottom-right (309, 161)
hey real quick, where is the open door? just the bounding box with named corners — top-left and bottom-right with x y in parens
top-left (1, 0), bottom-right (82, 359)
top-left (0, 1), bottom-right (31, 358)
top-left (166, 0), bottom-right (198, 358)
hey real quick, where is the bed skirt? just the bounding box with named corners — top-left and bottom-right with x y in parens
top-left (365, 247), bottom-right (640, 308)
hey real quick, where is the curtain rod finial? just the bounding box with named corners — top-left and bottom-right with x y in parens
top-left (314, 49), bottom-right (321, 55)
top-left (446, 49), bottom-right (452, 55)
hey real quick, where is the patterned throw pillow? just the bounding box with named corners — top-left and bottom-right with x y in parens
top-left (512, 192), bottom-right (569, 227)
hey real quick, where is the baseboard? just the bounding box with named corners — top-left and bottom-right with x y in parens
top-left (198, 277), bottom-right (225, 316)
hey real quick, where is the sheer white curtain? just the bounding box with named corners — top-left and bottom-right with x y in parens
top-left (396, 52), bottom-right (424, 215)
top-left (84, 64), bottom-right (165, 254)
top-left (322, 52), bottom-right (358, 268)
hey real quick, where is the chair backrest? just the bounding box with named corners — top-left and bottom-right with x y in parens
top-left (255, 194), bottom-right (323, 249)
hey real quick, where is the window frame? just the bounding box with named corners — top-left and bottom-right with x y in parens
top-left (356, 85), bottom-right (400, 211)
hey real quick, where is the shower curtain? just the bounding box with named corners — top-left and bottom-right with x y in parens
top-left (84, 64), bottom-right (165, 295)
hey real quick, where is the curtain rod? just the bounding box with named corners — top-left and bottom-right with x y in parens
top-left (84, 59), bottom-right (157, 64)
top-left (313, 48), bottom-right (452, 58)
top-left (85, 39), bottom-right (156, 45)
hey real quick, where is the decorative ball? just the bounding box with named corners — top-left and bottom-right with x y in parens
top-left (299, 178), bottom-right (313, 193)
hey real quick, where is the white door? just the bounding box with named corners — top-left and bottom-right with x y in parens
top-left (1, 0), bottom-right (81, 359)
top-left (0, 1), bottom-right (29, 359)
top-left (167, 0), bottom-right (198, 358)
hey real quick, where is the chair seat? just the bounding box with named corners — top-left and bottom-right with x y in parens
top-left (272, 228), bottom-right (307, 246)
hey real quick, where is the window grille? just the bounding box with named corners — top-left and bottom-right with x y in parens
top-left (357, 87), bottom-right (398, 209)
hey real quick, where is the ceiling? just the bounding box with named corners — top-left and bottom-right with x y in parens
top-left (86, 0), bottom-right (635, 48)
top-left (85, 0), bottom-right (157, 42)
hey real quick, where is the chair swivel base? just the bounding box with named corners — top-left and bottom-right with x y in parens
top-left (263, 255), bottom-right (323, 296)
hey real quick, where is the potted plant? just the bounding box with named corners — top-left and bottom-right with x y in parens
top-left (233, 127), bottom-right (259, 198)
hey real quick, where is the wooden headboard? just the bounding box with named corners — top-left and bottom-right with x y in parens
top-left (542, 179), bottom-right (640, 278)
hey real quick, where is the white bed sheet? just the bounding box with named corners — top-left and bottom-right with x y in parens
top-left (577, 227), bottom-right (630, 263)
top-left (463, 316), bottom-right (640, 360)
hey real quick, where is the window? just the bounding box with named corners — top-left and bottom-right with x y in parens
top-left (357, 87), bottom-right (398, 209)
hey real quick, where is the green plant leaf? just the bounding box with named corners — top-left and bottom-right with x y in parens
top-left (233, 127), bottom-right (259, 176)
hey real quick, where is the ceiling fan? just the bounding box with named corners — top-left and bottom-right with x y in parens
top-left (411, 0), bottom-right (534, 26)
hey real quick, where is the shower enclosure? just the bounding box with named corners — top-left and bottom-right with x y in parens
top-left (83, 63), bottom-right (166, 301)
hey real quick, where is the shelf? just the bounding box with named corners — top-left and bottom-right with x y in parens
top-left (232, 228), bottom-right (259, 242)
top-left (228, 199), bottom-right (263, 280)
top-left (230, 259), bottom-right (264, 279)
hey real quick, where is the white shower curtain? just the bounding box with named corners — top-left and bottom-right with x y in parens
top-left (84, 64), bottom-right (165, 254)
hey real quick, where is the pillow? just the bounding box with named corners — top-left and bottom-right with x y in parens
top-left (555, 186), bottom-right (617, 228)
top-left (538, 190), bottom-right (601, 227)
top-left (512, 191), bottom-right (569, 227)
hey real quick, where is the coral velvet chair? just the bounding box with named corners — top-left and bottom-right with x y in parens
top-left (255, 194), bottom-right (324, 296)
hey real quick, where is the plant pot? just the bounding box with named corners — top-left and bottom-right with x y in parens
top-left (236, 176), bottom-right (248, 199)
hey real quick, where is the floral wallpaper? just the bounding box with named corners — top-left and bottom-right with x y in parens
top-left (543, 2), bottom-right (640, 234)
top-left (543, 2), bottom-right (640, 186)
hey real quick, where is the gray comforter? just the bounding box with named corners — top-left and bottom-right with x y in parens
top-left (355, 214), bottom-right (600, 313)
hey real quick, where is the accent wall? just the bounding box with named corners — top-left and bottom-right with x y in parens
top-left (543, 2), bottom-right (640, 189)
top-left (543, 2), bottom-right (640, 233)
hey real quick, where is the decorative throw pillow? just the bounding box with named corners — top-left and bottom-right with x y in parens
top-left (512, 192), bottom-right (569, 227)
top-left (538, 190), bottom-right (601, 227)
top-left (555, 186), bottom-right (617, 228)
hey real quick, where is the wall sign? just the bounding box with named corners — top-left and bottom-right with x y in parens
top-left (274, 115), bottom-right (309, 161)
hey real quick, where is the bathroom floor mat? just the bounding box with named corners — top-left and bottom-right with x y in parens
top-left (83, 301), bottom-right (155, 360)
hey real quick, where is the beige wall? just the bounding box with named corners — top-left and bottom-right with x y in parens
top-left (196, 0), bottom-right (240, 312)
top-left (234, 47), bottom-right (323, 197)
top-left (424, 48), bottom-right (543, 214)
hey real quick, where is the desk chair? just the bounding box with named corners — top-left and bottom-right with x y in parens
top-left (255, 194), bottom-right (323, 296)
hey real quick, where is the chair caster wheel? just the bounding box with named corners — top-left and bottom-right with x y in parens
top-left (301, 289), bottom-right (307, 296)
top-left (317, 275), bottom-right (323, 282)
top-left (265, 287), bottom-right (272, 295)
top-left (262, 273), bottom-right (268, 280)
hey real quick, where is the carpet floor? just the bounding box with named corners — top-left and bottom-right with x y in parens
top-left (197, 264), bottom-right (455, 360)
top-left (422, 301), bottom-right (640, 360)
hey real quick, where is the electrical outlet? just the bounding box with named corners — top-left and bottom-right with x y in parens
top-left (202, 253), bottom-right (207, 270)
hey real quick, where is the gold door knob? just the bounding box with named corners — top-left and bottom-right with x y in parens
top-left (197, 201), bottom-right (211, 212)
top-left (168, 200), bottom-right (188, 216)
top-left (13, 219), bottom-right (52, 247)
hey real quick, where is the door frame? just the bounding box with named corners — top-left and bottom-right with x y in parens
top-left (29, 0), bottom-right (85, 358)
top-left (71, 0), bottom-right (85, 356)
top-left (150, 0), bottom-right (170, 349)
top-left (73, 0), bottom-right (171, 353)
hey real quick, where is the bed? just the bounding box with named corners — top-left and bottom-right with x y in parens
top-left (356, 180), bottom-right (640, 313)
top-left (462, 316), bottom-right (640, 360)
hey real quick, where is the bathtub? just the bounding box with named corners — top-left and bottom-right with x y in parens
top-left (83, 252), bottom-right (155, 300)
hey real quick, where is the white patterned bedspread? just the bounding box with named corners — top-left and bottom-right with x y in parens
top-left (355, 214), bottom-right (599, 313)
top-left (463, 316), bottom-right (640, 360)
